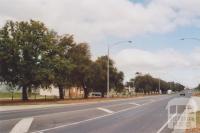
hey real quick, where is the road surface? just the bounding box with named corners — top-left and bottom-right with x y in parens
top-left (0, 92), bottom-right (191, 133)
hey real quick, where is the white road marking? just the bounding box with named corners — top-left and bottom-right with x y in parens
top-left (32, 96), bottom-right (170, 133)
top-left (97, 107), bottom-right (114, 114)
top-left (0, 99), bottom-right (150, 123)
top-left (1, 95), bottom-right (161, 114)
top-left (129, 102), bottom-right (141, 106)
top-left (156, 114), bottom-right (177, 133)
top-left (10, 117), bottom-right (34, 133)
top-left (31, 105), bottom-right (139, 133)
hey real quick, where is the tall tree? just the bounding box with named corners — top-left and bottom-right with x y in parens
top-left (134, 74), bottom-right (184, 94)
top-left (51, 35), bottom-right (75, 99)
top-left (91, 56), bottom-right (124, 97)
top-left (68, 42), bottom-right (92, 98)
top-left (0, 20), bottom-right (56, 100)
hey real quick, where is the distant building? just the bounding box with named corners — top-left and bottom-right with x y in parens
top-left (0, 83), bottom-right (8, 92)
top-left (39, 85), bottom-right (59, 96)
top-left (39, 86), bottom-right (84, 98)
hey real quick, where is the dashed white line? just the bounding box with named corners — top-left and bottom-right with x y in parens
top-left (10, 117), bottom-right (34, 133)
top-left (31, 97), bottom-right (170, 133)
top-left (129, 102), bottom-right (141, 106)
top-left (97, 107), bottom-right (114, 114)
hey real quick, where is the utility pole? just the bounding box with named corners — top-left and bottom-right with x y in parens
top-left (159, 78), bottom-right (161, 94)
top-left (107, 46), bottom-right (110, 97)
top-left (107, 41), bottom-right (133, 98)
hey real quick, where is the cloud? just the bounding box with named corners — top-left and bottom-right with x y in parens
top-left (0, 0), bottom-right (200, 87)
top-left (113, 48), bottom-right (200, 87)
top-left (0, 0), bottom-right (200, 42)
top-left (114, 48), bottom-right (190, 71)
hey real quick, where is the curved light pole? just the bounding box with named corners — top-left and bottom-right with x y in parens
top-left (107, 40), bottom-right (133, 97)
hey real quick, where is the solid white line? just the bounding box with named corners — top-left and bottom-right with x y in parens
top-left (32, 97), bottom-right (169, 133)
top-left (10, 117), bottom-right (34, 133)
top-left (97, 107), bottom-right (114, 114)
top-left (156, 114), bottom-right (177, 133)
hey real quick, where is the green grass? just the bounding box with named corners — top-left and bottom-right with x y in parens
top-left (0, 92), bottom-right (21, 98)
top-left (0, 92), bottom-right (55, 99)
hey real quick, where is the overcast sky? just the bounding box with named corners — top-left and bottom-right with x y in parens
top-left (0, 0), bottom-right (200, 88)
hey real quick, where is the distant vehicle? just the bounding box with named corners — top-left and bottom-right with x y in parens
top-left (180, 92), bottom-right (185, 96)
top-left (89, 92), bottom-right (102, 98)
top-left (188, 90), bottom-right (192, 94)
top-left (167, 90), bottom-right (172, 94)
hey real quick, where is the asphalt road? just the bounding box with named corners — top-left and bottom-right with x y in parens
top-left (0, 92), bottom-right (191, 133)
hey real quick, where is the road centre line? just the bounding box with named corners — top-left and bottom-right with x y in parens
top-left (31, 96), bottom-right (170, 133)
top-left (32, 105), bottom-right (140, 133)
top-left (10, 117), bottom-right (34, 133)
top-left (0, 95), bottom-right (162, 114)
top-left (0, 97), bottom-right (146, 114)
top-left (0, 100), bottom-right (149, 123)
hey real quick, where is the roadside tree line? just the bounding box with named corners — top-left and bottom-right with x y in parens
top-left (195, 84), bottom-right (200, 91)
top-left (0, 20), bottom-right (124, 100)
top-left (126, 74), bottom-right (185, 94)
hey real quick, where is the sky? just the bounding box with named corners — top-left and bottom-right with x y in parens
top-left (0, 0), bottom-right (200, 88)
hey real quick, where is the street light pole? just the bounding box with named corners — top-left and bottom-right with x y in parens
top-left (107, 45), bottom-right (110, 98)
top-left (107, 41), bottom-right (133, 98)
top-left (158, 78), bottom-right (161, 94)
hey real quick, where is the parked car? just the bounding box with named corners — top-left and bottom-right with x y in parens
top-left (188, 90), bottom-right (192, 94)
top-left (89, 92), bottom-right (102, 98)
top-left (180, 92), bottom-right (185, 96)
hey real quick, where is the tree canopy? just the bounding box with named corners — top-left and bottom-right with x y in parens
top-left (0, 20), bottom-right (185, 100)
top-left (0, 20), bottom-right (56, 100)
top-left (132, 74), bottom-right (185, 94)
top-left (0, 20), bottom-right (125, 100)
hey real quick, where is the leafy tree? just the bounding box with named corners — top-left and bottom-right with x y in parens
top-left (135, 74), bottom-right (154, 94)
top-left (125, 78), bottom-right (134, 88)
top-left (111, 70), bottom-right (124, 93)
top-left (68, 42), bottom-right (92, 98)
top-left (195, 84), bottom-right (200, 91)
top-left (134, 74), bottom-right (184, 94)
top-left (90, 56), bottom-right (124, 97)
top-left (0, 20), bottom-right (56, 100)
top-left (51, 35), bottom-right (75, 99)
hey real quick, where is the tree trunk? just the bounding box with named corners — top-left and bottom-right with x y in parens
top-left (101, 91), bottom-right (105, 98)
top-left (101, 92), bottom-right (105, 98)
top-left (58, 85), bottom-right (64, 100)
top-left (83, 86), bottom-right (88, 99)
top-left (22, 85), bottom-right (28, 101)
top-left (28, 88), bottom-right (32, 97)
top-left (82, 81), bottom-right (88, 99)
